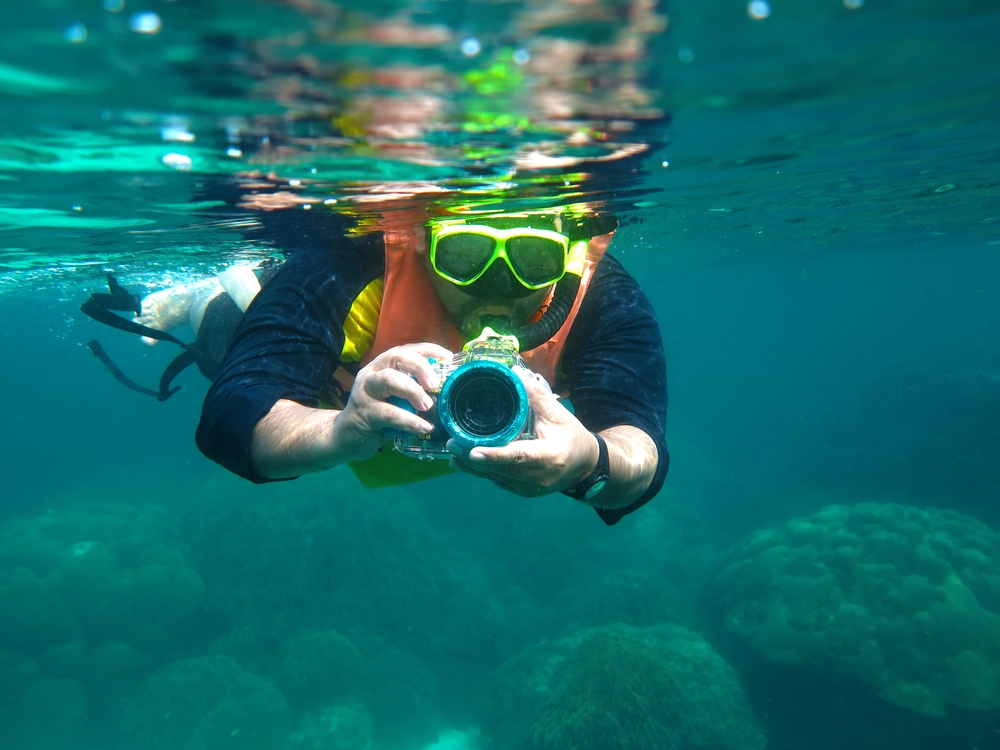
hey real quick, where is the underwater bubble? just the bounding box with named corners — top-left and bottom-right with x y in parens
top-left (678, 46), bottom-right (694, 64)
top-left (461, 37), bottom-right (482, 57)
top-left (129, 11), bottom-right (162, 34)
top-left (103, 0), bottom-right (125, 11)
top-left (65, 23), bottom-right (87, 43)
top-left (748, 0), bottom-right (771, 19)
top-left (226, 147), bottom-right (243, 158)
top-left (161, 152), bottom-right (192, 170)
top-left (71, 541), bottom-right (92, 556)
top-left (844, 0), bottom-right (863, 7)
top-left (161, 126), bottom-right (194, 143)
top-left (512, 48), bottom-right (530, 65)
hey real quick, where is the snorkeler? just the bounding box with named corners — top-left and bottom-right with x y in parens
top-left (82, 187), bottom-right (667, 522)
top-left (81, 260), bottom-right (281, 400)
top-left (194, 203), bottom-right (668, 525)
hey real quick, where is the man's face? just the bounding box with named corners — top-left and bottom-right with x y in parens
top-left (426, 254), bottom-right (550, 340)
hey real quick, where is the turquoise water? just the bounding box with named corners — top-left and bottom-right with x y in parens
top-left (2, 1), bottom-right (1000, 749)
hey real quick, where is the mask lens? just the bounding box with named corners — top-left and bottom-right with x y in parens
top-left (506, 236), bottom-right (566, 286)
top-left (434, 233), bottom-right (497, 282)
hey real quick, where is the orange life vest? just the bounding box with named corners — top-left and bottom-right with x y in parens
top-left (362, 214), bottom-right (611, 384)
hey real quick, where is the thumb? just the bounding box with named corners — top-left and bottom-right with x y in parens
top-left (517, 369), bottom-right (570, 425)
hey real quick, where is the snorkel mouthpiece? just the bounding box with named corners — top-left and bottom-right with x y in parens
top-left (483, 239), bottom-right (588, 352)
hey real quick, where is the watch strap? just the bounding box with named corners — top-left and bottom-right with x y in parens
top-left (562, 432), bottom-right (610, 501)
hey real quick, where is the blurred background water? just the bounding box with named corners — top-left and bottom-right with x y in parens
top-left (1, 1), bottom-right (999, 749)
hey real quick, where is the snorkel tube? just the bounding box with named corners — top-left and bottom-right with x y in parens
top-left (483, 238), bottom-right (589, 353)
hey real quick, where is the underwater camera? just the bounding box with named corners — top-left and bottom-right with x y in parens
top-left (390, 329), bottom-right (541, 460)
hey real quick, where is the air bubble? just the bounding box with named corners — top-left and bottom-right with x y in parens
top-left (161, 153), bottom-right (192, 170)
top-left (748, 0), bottom-right (771, 20)
top-left (65, 23), bottom-right (87, 43)
top-left (461, 38), bottom-right (482, 57)
top-left (129, 11), bottom-right (162, 34)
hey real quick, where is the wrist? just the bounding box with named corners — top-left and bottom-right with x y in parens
top-left (329, 404), bottom-right (383, 464)
top-left (572, 431), bottom-right (601, 485)
top-left (562, 432), bottom-right (611, 502)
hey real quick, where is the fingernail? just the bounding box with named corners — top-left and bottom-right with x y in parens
top-left (468, 448), bottom-right (487, 462)
top-left (420, 396), bottom-right (433, 410)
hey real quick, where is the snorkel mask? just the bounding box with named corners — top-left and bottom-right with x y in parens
top-left (427, 208), bottom-right (609, 351)
top-left (429, 220), bottom-right (588, 293)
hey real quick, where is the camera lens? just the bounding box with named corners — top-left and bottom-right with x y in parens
top-left (447, 368), bottom-right (519, 438)
top-left (437, 359), bottom-right (530, 448)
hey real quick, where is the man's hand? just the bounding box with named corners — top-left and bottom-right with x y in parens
top-left (333, 342), bottom-right (452, 461)
top-left (446, 371), bottom-right (598, 498)
top-left (447, 371), bottom-right (657, 508)
top-left (251, 342), bottom-right (452, 478)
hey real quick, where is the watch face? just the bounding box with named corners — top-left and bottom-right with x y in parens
top-left (584, 477), bottom-right (608, 501)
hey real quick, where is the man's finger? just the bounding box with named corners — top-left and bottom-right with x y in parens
top-left (467, 441), bottom-right (540, 466)
top-left (407, 342), bottom-right (453, 362)
top-left (367, 401), bottom-right (434, 435)
top-left (375, 344), bottom-right (452, 389)
top-left (450, 458), bottom-right (538, 496)
top-left (362, 368), bottom-right (433, 412)
top-left (449, 457), bottom-right (491, 478)
top-left (514, 369), bottom-right (568, 424)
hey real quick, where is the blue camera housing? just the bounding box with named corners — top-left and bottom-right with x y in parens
top-left (386, 331), bottom-right (539, 460)
top-left (438, 360), bottom-right (530, 449)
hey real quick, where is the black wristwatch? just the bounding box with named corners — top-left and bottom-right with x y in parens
top-left (562, 433), bottom-right (610, 502)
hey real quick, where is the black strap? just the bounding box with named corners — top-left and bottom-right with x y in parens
top-left (80, 282), bottom-right (194, 350)
top-left (88, 340), bottom-right (160, 398)
top-left (81, 275), bottom-right (202, 400)
top-left (159, 349), bottom-right (199, 401)
top-left (87, 339), bottom-right (188, 401)
top-left (88, 273), bottom-right (142, 314)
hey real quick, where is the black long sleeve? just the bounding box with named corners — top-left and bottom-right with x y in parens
top-left (195, 233), bottom-right (385, 481)
top-left (559, 255), bottom-right (669, 524)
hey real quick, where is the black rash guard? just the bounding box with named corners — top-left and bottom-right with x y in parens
top-left (196, 232), bottom-right (668, 525)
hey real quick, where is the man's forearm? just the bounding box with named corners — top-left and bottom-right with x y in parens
top-left (249, 344), bottom-right (450, 480)
top-left (587, 425), bottom-right (658, 510)
top-left (250, 399), bottom-right (343, 479)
